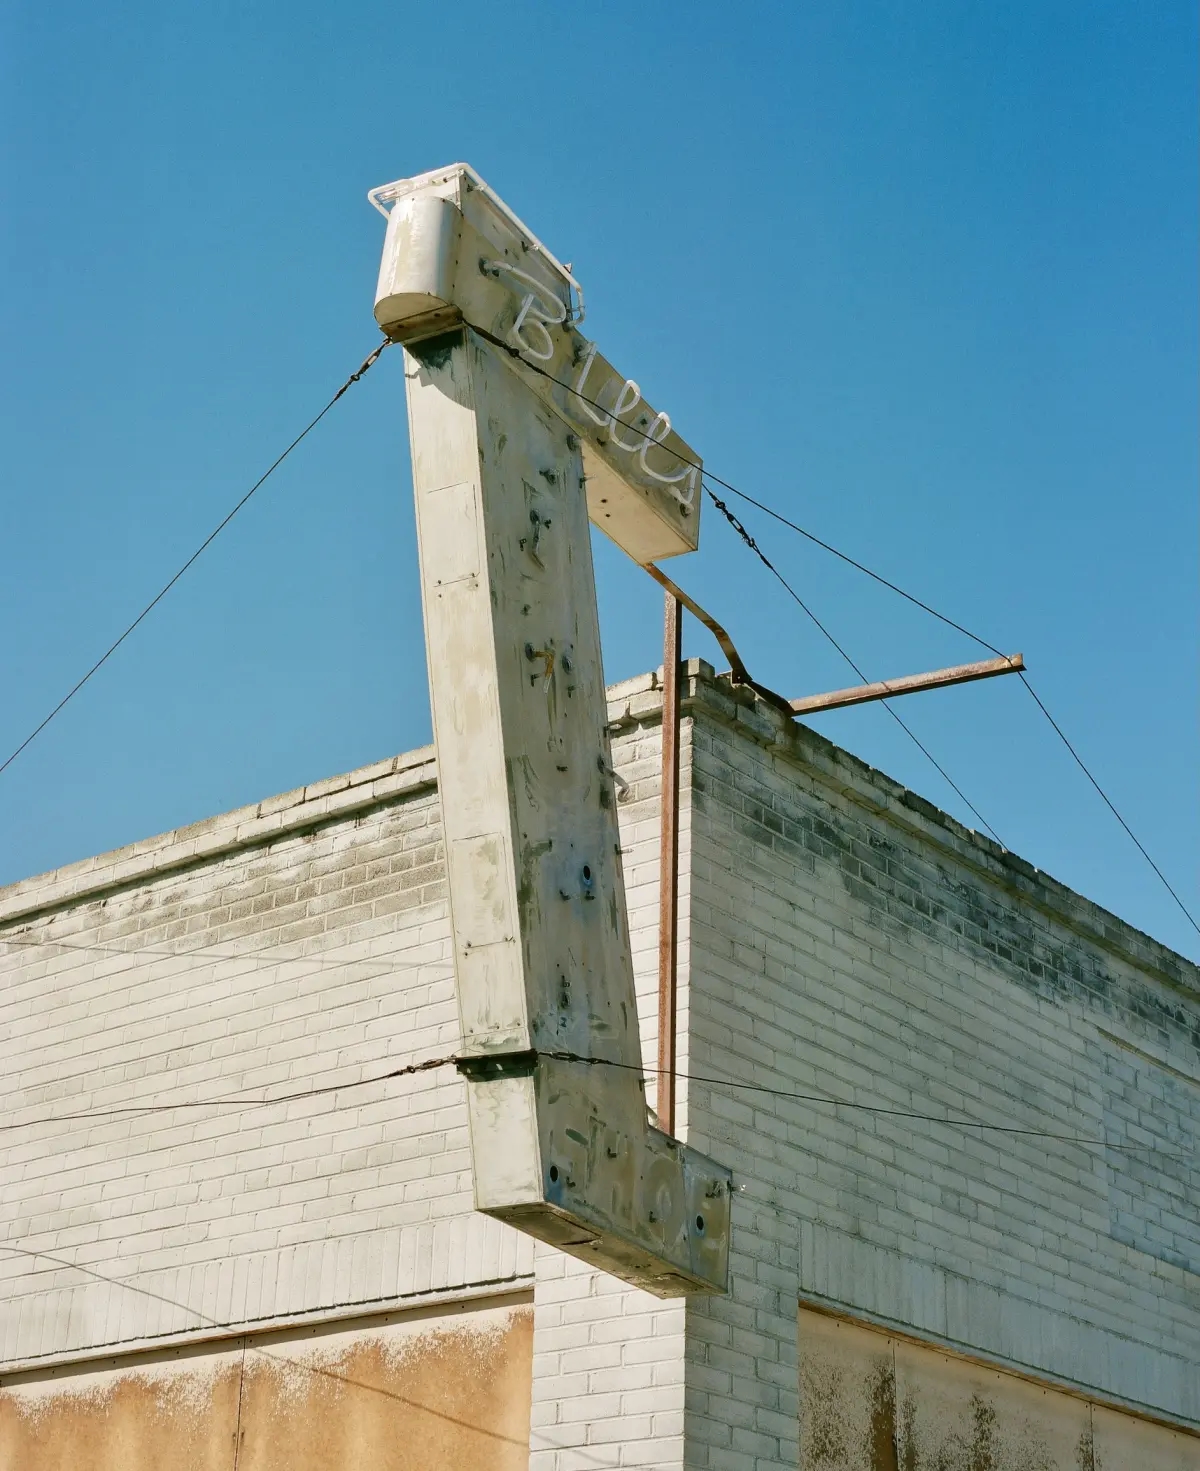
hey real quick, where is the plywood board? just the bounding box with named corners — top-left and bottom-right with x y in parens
top-left (798, 1306), bottom-right (1198, 1470)
top-left (0, 1302), bottom-right (533, 1471)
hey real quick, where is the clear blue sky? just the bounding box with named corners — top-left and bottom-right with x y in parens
top-left (2, 2), bottom-right (1196, 959)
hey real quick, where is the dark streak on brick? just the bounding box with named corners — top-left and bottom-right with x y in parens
top-left (714, 725), bottom-right (1200, 1061)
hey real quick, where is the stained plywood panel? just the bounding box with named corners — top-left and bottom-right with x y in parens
top-left (0, 1301), bottom-right (532, 1471)
top-left (1092, 1403), bottom-right (1198, 1471)
top-left (892, 1331), bottom-right (1089, 1469)
top-left (0, 1340), bottom-right (245, 1471)
top-left (798, 1306), bottom-right (1199, 1471)
top-left (799, 1309), bottom-right (901, 1469)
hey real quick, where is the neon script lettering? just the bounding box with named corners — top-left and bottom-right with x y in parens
top-left (483, 260), bottom-right (697, 510)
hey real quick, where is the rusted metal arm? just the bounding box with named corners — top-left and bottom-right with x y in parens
top-left (789, 653), bottom-right (1025, 716)
top-left (644, 564), bottom-right (1022, 727)
top-left (642, 563), bottom-right (795, 718)
top-left (657, 591), bottom-right (682, 1136)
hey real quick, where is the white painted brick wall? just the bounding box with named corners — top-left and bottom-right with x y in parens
top-left (682, 667), bottom-right (1198, 1433)
top-left (528, 1247), bottom-right (688, 1470)
top-left (527, 680), bottom-right (692, 1471)
top-left (528, 663), bottom-right (1198, 1469)
top-left (3, 664), bottom-right (1196, 1459)
top-left (0, 686), bottom-right (675, 1380)
top-left (0, 747), bottom-right (540, 1368)
top-left (530, 679), bottom-right (801, 1471)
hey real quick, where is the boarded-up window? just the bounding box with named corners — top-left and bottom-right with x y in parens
top-left (0, 1300), bottom-right (532, 1471)
top-left (798, 1305), bottom-right (1197, 1470)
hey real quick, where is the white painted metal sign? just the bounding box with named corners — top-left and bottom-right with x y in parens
top-left (371, 163), bottom-right (729, 1296)
top-left (370, 163), bottom-right (701, 565)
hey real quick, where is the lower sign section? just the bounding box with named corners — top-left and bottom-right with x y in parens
top-left (460, 1054), bottom-right (731, 1296)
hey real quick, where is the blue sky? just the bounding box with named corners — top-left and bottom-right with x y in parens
top-left (2, 1), bottom-right (1196, 959)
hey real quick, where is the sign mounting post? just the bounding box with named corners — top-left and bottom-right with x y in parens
top-left (370, 164), bottom-right (729, 1297)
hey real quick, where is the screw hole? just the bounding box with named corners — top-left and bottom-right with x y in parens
top-left (549, 1165), bottom-right (559, 1184)
top-left (695, 1214), bottom-right (705, 1233)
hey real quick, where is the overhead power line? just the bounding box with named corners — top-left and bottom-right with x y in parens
top-left (0, 1053), bottom-right (456, 1133)
top-left (1013, 677), bottom-right (1200, 939)
top-left (0, 930), bottom-right (453, 977)
top-left (2, 1046), bottom-right (1179, 1155)
top-left (701, 473), bottom-right (1006, 653)
top-left (697, 480), bottom-right (1199, 941)
top-left (0, 932), bottom-right (454, 1104)
top-left (548, 1052), bottom-right (1183, 1156)
top-left (700, 487), bottom-right (1006, 848)
top-left (466, 321), bottom-right (1196, 939)
top-left (0, 340), bottom-right (392, 779)
top-left (466, 322), bottom-right (1001, 843)
top-left (693, 475), bottom-right (1198, 938)
top-left (4, 318), bottom-right (1191, 938)
top-left (0, 1242), bottom-right (538, 1456)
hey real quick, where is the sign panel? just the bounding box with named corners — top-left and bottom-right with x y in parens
top-left (375, 165), bottom-right (729, 1296)
top-left (372, 164), bottom-right (701, 564)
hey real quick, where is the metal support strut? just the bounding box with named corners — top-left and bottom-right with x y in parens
top-left (657, 591), bottom-right (682, 1136)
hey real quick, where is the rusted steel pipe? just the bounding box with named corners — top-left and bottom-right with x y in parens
top-left (790, 652), bottom-right (1025, 715)
top-left (642, 561), bottom-right (794, 718)
top-left (657, 590), bottom-right (682, 1136)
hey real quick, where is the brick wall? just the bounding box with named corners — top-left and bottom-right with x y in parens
top-left (682, 665), bottom-right (1198, 1438)
top-left (526, 664), bottom-right (1198, 1471)
top-left (528, 677), bottom-right (693, 1470)
top-left (530, 673), bottom-right (803, 1471)
top-left (0, 747), bottom-right (537, 1367)
top-left (0, 683), bottom-right (673, 1378)
top-left (2, 664), bottom-right (1196, 1463)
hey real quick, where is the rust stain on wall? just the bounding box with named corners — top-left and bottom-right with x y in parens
top-left (1076, 1420), bottom-right (1095, 1471)
top-left (0, 1302), bottom-right (532, 1471)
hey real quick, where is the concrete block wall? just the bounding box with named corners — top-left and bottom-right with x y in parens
top-left (0, 680), bottom-right (674, 1380)
top-left (0, 747), bottom-right (538, 1368)
top-left (682, 665), bottom-right (1199, 1433)
top-left (3, 662), bottom-right (1196, 1463)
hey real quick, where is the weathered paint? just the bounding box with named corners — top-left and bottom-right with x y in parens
top-left (372, 163), bottom-right (702, 563)
top-left (0, 1301), bottom-right (532, 1471)
top-left (798, 1307), bottom-right (1198, 1470)
top-left (402, 324), bottom-right (729, 1295)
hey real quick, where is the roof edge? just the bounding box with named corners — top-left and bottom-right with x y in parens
top-left (2, 664), bottom-right (1195, 1000)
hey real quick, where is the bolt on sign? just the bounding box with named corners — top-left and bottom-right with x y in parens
top-left (369, 163), bottom-right (730, 1296)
